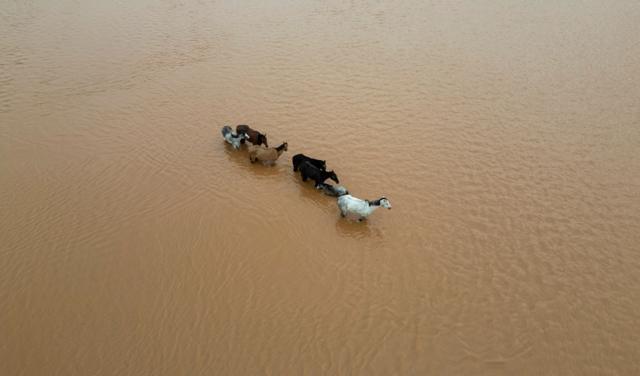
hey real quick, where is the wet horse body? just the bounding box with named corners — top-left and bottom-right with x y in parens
top-left (221, 125), bottom-right (248, 149)
top-left (337, 195), bottom-right (391, 221)
top-left (236, 125), bottom-right (268, 147)
top-left (317, 182), bottom-right (349, 197)
top-left (292, 154), bottom-right (326, 172)
top-left (298, 161), bottom-right (339, 188)
top-left (249, 142), bottom-right (288, 164)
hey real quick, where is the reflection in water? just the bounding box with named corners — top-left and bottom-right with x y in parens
top-left (2, 0), bottom-right (640, 374)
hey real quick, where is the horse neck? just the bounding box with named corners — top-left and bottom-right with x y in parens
top-left (367, 198), bottom-right (384, 211)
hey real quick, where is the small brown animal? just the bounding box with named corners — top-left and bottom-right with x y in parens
top-left (248, 142), bottom-right (288, 164)
top-left (236, 124), bottom-right (268, 147)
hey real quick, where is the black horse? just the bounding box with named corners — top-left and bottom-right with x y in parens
top-left (299, 161), bottom-right (339, 188)
top-left (292, 153), bottom-right (326, 172)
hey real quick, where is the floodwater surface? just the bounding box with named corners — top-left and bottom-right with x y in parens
top-left (1, 0), bottom-right (640, 374)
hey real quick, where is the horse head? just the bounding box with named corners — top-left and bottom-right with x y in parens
top-left (277, 141), bottom-right (288, 152)
top-left (328, 171), bottom-right (339, 184)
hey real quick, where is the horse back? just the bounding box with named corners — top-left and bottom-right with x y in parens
top-left (299, 160), bottom-right (321, 176)
top-left (293, 154), bottom-right (325, 170)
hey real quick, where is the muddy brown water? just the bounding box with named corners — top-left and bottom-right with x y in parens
top-left (2, 0), bottom-right (640, 374)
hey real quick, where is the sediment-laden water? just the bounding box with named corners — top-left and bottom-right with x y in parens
top-left (1, 0), bottom-right (639, 374)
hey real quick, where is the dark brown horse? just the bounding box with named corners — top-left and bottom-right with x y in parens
top-left (236, 125), bottom-right (268, 147)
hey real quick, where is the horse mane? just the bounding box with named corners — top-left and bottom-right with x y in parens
top-left (368, 197), bottom-right (386, 206)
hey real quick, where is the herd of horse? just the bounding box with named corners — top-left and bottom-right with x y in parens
top-left (221, 124), bottom-right (392, 221)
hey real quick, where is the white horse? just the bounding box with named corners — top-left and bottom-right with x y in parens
top-left (221, 125), bottom-right (248, 149)
top-left (337, 195), bottom-right (391, 221)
